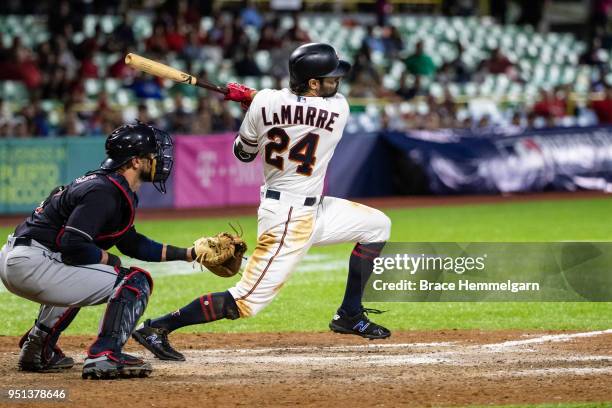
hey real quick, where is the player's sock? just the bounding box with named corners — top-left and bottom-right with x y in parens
top-left (339, 242), bottom-right (385, 315)
top-left (150, 291), bottom-right (239, 332)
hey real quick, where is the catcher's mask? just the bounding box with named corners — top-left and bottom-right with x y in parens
top-left (100, 122), bottom-right (174, 193)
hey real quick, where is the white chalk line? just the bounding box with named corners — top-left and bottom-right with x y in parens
top-left (186, 341), bottom-right (457, 355)
top-left (166, 330), bottom-right (612, 356)
top-left (497, 367), bottom-right (612, 377)
top-left (160, 353), bottom-right (455, 367)
top-left (142, 330), bottom-right (612, 370)
top-left (481, 329), bottom-right (612, 351)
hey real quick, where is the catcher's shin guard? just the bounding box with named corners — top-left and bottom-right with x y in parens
top-left (88, 267), bottom-right (153, 357)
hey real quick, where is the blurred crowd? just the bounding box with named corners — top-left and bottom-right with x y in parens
top-left (0, 0), bottom-right (611, 137)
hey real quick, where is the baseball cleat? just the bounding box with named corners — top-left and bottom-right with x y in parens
top-left (132, 319), bottom-right (185, 361)
top-left (82, 352), bottom-right (152, 380)
top-left (19, 351), bottom-right (75, 373)
top-left (329, 308), bottom-right (391, 340)
top-left (18, 328), bottom-right (74, 372)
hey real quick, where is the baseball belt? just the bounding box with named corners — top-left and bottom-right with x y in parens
top-left (265, 189), bottom-right (321, 206)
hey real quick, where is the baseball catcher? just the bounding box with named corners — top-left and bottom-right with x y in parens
top-left (0, 123), bottom-right (246, 378)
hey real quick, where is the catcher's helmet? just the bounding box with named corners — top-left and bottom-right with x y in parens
top-left (100, 122), bottom-right (173, 193)
top-left (289, 43), bottom-right (351, 92)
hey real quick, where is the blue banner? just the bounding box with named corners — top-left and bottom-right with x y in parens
top-left (381, 126), bottom-right (612, 194)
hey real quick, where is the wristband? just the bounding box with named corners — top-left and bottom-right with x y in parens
top-left (166, 245), bottom-right (190, 261)
top-left (107, 253), bottom-right (122, 267)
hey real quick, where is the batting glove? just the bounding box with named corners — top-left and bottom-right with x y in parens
top-left (225, 83), bottom-right (256, 109)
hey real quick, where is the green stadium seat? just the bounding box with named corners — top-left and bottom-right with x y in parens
top-left (104, 79), bottom-right (121, 94)
top-left (84, 15), bottom-right (97, 37)
top-left (35, 31), bottom-right (49, 44)
top-left (100, 16), bottom-right (117, 34)
top-left (229, 103), bottom-right (242, 118)
top-left (201, 17), bottom-right (213, 32)
top-left (183, 96), bottom-right (196, 113)
top-left (398, 102), bottom-right (413, 115)
top-left (242, 77), bottom-right (259, 89)
top-left (1, 81), bottom-right (29, 101)
top-left (47, 109), bottom-right (60, 126)
top-left (261, 76), bottom-right (274, 89)
top-left (429, 82), bottom-right (443, 98)
top-left (162, 96), bottom-right (175, 112)
top-left (84, 79), bottom-right (101, 97)
top-left (40, 99), bottom-right (56, 112)
top-left (383, 76), bottom-right (397, 90)
top-left (254, 50), bottom-right (271, 73)
top-left (133, 15), bottom-right (152, 40)
top-left (115, 89), bottom-right (131, 106)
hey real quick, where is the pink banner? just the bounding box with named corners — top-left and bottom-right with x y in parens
top-left (174, 133), bottom-right (264, 208)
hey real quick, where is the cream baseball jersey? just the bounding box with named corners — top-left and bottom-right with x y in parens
top-left (238, 88), bottom-right (350, 196)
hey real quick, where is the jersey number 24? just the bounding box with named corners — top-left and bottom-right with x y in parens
top-left (264, 127), bottom-right (319, 176)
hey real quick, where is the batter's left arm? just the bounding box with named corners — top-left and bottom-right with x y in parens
top-left (233, 135), bottom-right (258, 163)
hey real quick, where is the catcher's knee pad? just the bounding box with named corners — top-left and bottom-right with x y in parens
top-left (121, 266), bottom-right (153, 294)
top-left (91, 267), bottom-right (152, 354)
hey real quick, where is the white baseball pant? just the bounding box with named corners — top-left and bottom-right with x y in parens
top-left (228, 189), bottom-right (391, 317)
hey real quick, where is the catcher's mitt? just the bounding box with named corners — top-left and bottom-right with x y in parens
top-left (193, 228), bottom-right (247, 278)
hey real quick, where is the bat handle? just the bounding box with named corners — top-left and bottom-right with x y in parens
top-left (196, 79), bottom-right (228, 95)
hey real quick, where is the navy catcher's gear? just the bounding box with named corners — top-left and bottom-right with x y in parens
top-left (88, 267), bottom-right (153, 356)
top-left (289, 43), bottom-right (351, 93)
top-left (15, 172), bottom-right (141, 266)
top-left (100, 122), bottom-right (173, 193)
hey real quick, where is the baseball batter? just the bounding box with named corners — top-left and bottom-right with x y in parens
top-left (134, 43), bottom-right (392, 360)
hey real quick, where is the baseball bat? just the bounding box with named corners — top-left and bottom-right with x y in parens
top-left (124, 53), bottom-right (228, 95)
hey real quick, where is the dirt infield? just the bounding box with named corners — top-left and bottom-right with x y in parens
top-left (1, 330), bottom-right (610, 407)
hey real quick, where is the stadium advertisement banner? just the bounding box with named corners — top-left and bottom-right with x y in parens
top-left (363, 242), bottom-right (612, 302)
top-left (173, 134), bottom-right (264, 208)
top-left (383, 126), bottom-right (612, 194)
top-left (0, 138), bottom-right (105, 214)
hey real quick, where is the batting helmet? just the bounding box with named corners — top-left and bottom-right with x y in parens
top-left (289, 43), bottom-right (351, 93)
top-left (100, 122), bottom-right (173, 193)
